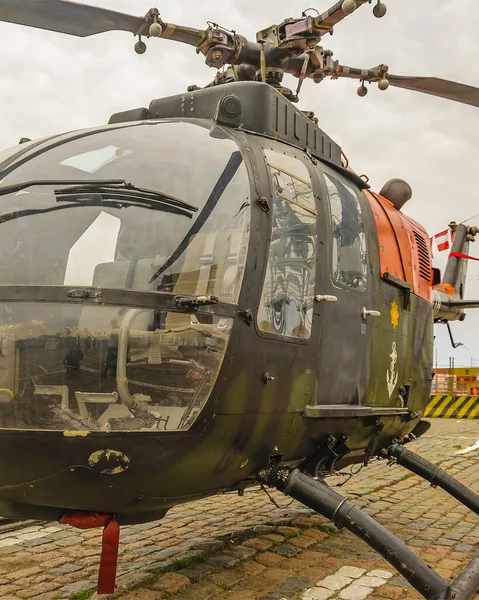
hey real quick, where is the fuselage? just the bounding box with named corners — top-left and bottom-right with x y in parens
top-left (0, 83), bottom-right (434, 524)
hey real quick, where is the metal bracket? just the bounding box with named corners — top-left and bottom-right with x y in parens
top-left (239, 308), bottom-right (253, 326)
top-left (66, 288), bottom-right (102, 300)
top-left (174, 294), bottom-right (219, 309)
top-left (257, 196), bottom-right (270, 215)
top-left (301, 433), bottom-right (351, 477)
top-left (304, 148), bottom-right (318, 165)
top-left (383, 272), bottom-right (411, 310)
top-left (446, 321), bottom-right (463, 348)
top-left (263, 372), bottom-right (275, 384)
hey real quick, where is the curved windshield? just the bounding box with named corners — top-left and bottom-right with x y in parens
top-left (0, 122), bottom-right (251, 432)
top-left (0, 134), bottom-right (61, 172)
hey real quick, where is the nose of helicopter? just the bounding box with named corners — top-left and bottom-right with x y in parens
top-left (0, 427), bottom-right (204, 524)
top-left (0, 459), bottom-right (142, 522)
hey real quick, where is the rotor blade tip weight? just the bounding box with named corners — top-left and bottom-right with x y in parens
top-left (373, 2), bottom-right (387, 18)
top-left (134, 40), bottom-right (147, 54)
top-left (149, 22), bottom-right (163, 37)
top-left (378, 78), bottom-right (390, 91)
top-left (357, 83), bottom-right (368, 97)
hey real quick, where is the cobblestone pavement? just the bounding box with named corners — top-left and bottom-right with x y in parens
top-left (1, 419), bottom-right (479, 600)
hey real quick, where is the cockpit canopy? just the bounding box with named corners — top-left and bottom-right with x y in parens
top-left (0, 121), bottom-right (251, 432)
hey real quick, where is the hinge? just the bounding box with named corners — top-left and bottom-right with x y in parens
top-left (305, 148), bottom-right (318, 165)
top-left (257, 196), bottom-right (270, 215)
top-left (238, 308), bottom-right (253, 326)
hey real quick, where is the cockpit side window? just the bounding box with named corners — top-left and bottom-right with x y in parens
top-left (324, 173), bottom-right (368, 292)
top-left (258, 150), bottom-right (316, 340)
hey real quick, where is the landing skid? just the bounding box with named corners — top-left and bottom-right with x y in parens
top-left (265, 445), bottom-right (479, 600)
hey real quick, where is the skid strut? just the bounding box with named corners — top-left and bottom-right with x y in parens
top-left (267, 450), bottom-right (479, 600)
top-left (388, 444), bottom-right (479, 599)
top-left (388, 444), bottom-right (479, 516)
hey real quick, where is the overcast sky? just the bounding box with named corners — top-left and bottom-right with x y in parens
top-left (0, 0), bottom-right (478, 367)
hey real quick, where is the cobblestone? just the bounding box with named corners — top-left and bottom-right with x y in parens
top-left (150, 572), bottom-right (190, 593)
top-left (272, 543), bottom-right (301, 558)
top-left (2, 420), bottom-right (479, 599)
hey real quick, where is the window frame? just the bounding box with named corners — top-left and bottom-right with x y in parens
top-left (256, 145), bottom-right (319, 344)
top-left (321, 167), bottom-right (369, 294)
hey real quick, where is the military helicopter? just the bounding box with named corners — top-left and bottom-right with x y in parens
top-left (0, 0), bottom-right (479, 597)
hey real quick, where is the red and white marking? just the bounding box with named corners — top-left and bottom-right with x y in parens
top-left (434, 229), bottom-right (451, 252)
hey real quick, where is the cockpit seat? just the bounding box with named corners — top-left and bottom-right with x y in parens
top-left (75, 391), bottom-right (119, 420)
top-left (34, 385), bottom-right (69, 410)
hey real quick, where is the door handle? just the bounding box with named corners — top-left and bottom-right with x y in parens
top-left (362, 307), bottom-right (381, 319)
top-left (315, 295), bottom-right (338, 302)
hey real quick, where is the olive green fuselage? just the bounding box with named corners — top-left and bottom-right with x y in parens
top-left (0, 85), bottom-right (433, 524)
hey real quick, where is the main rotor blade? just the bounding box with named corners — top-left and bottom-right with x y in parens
top-left (336, 66), bottom-right (479, 108)
top-left (314, 0), bottom-right (370, 36)
top-left (388, 75), bottom-right (479, 108)
top-left (0, 0), bottom-right (147, 37)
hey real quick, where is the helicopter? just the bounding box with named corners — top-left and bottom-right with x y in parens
top-left (0, 1), bottom-right (479, 598)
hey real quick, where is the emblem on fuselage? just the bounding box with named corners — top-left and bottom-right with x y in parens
top-left (390, 301), bottom-right (399, 328)
top-left (387, 341), bottom-right (399, 397)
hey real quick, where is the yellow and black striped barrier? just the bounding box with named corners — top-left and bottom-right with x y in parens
top-left (425, 395), bottom-right (479, 419)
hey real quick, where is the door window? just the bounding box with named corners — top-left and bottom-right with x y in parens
top-left (324, 173), bottom-right (367, 291)
top-left (258, 150), bottom-right (316, 339)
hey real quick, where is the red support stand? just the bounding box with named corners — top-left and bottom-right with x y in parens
top-left (60, 513), bottom-right (120, 594)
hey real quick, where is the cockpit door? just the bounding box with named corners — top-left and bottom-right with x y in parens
top-left (257, 148), bottom-right (319, 342)
top-left (314, 165), bottom-right (372, 406)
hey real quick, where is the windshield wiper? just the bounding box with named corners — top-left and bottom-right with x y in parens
top-left (0, 197), bottom-right (194, 224)
top-left (55, 181), bottom-right (198, 214)
top-left (0, 178), bottom-right (198, 214)
top-left (0, 178), bottom-right (125, 197)
top-left (56, 193), bottom-right (194, 218)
